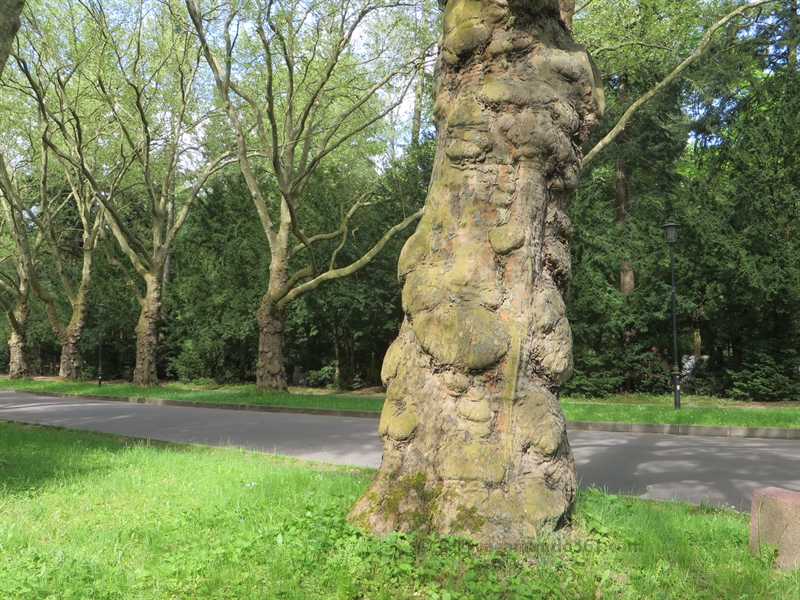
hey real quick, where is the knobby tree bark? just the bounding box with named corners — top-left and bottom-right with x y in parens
top-left (349, 0), bottom-right (604, 544)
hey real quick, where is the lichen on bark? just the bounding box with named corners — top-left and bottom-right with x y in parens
top-left (349, 0), bottom-right (603, 546)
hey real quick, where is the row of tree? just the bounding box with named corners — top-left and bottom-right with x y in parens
top-left (0, 0), bottom-right (436, 389)
top-left (0, 0), bottom-right (797, 399)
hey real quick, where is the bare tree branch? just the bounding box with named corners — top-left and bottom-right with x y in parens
top-left (593, 41), bottom-right (670, 55)
top-left (583, 0), bottom-right (780, 166)
top-left (101, 232), bottom-right (144, 304)
top-left (277, 207), bottom-right (423, 309)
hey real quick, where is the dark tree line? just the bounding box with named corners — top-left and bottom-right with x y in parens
top-left (565, 2), bottom-right (799, 400)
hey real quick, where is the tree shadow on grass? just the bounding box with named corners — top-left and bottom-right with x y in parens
top-left (0, 421), bottom-right (186, 496)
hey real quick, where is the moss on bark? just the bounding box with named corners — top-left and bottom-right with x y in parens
top-left (350, 0), bottom-right (603, 545)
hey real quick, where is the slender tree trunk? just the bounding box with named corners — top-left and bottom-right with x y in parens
top-left (614, 76), bottom-right (634, 296)
top-left (332, 314), bottom-right (341, 384)
top-left (255, 296), bottom-right (287, 391)
top-left (239, 337), bottom-right (247, 381)
top-left (616, 153), bottom-right (635, 389)
top-left (731, 334), bottom-right (742, 370)
top-left (345, 324), bottom-right (355, 388)
top-left (161, 194), bottom-right (175, 323)
top-left (410, 4), bottom-right (428, 147)
top-left (8, 300), bottom-right (29, 378)
top-left (787, 0), bottom-right (798, 71)
top-left (133, 274), bottom-right (163, 386)
top-left (350, 0), bottom-right (604, 544)
top-left (616, 156), bottom-right (635, 294)
top-left (410, 70), bottom-right (425, 147)
top-left (691, 309), bottom-right (701, 359)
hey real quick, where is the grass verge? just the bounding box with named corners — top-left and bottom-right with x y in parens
top-left (560, 403), bottom-right (800, 429)
top-left (1, 378), bottom-right (797, 429)
top-left (0, 421), bottom-right (797, 599)
top-left (0, 377), bottom-right (385, 412)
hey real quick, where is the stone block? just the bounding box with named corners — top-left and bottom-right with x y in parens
top-left (678, 424), bottom-right (729, 438)
top-left (731, 426), bottom-right (792, 439)
top-left (749, 486), bottom-right (800, 570)
top-left (630, 423), bottom-right (679, 435)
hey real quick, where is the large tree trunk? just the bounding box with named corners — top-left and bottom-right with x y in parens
top-left (133, 275), bottom-right (163, 386)
top-left (349, 0), bottom-right (603, 545)
top-left (255, 224), bottom-right (292, 392)
top-left (0, 0), bottom-right (25, 77)
top-left (37, 295), bottom-right (90, 380)
top-left (7, 301), bottom-right (29, 379)
top-left (59, 329), bottom-right (83, 379)
top-left (255, 296), bottom-right (287, 392)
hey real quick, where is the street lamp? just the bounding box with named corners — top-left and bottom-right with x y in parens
top-left (661, 221), bottom-right (680, 409)
top-left (98, 303), bottom-right (106, 387)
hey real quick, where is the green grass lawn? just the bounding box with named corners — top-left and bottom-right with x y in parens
top-left (1, 377), bottom-right (798, 429)
top-left (0, 377), bottom-right (386, 412)
top-left (0, 421), bottom-right (796, 599)
top-left (561, 403), bottom-right (800, 429)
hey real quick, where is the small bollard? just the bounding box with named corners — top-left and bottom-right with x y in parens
top-left (749, 486), bottom-right (800, 570)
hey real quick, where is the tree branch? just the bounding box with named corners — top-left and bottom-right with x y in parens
top-left (583, 0), bottom-right (780, 166)
top-left (186, 0), bottom-right (280, 254)
top-left (101, 233), bottom-right (144, 304)
top-left (289, 188), bottom-right (376, 257)
top-left (276, 207), bottom-right (423, 309)
top-left (593, 42), bottom-right (670, 55)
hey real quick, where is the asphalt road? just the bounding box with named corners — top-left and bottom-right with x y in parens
top-left (2, 390), bottom-right (798, 511)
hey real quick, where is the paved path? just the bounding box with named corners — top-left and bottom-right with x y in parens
top-left (2, 390), bottom-right (798, 511)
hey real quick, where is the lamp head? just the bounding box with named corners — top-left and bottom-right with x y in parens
top-left (661, 221), bottom-right (679, 244)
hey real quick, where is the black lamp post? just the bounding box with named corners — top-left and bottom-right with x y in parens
top-left (98, 303), bottom-right (106, 386)
top-left (661, 221), bottom-right (680, 409)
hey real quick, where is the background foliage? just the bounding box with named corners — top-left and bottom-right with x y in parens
top-left (0, 1), bottom-right (797, 400)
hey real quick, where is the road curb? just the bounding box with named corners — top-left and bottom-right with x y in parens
top-left (2, 388), bottom-right (798, 439)
top-left (1, 389), bottom-right (382, 420)
top-left (565, 420), bottom-right (799, 440)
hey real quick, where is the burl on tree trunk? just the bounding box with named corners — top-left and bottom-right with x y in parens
top-left (349, 0), bottom-right (603, 545)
